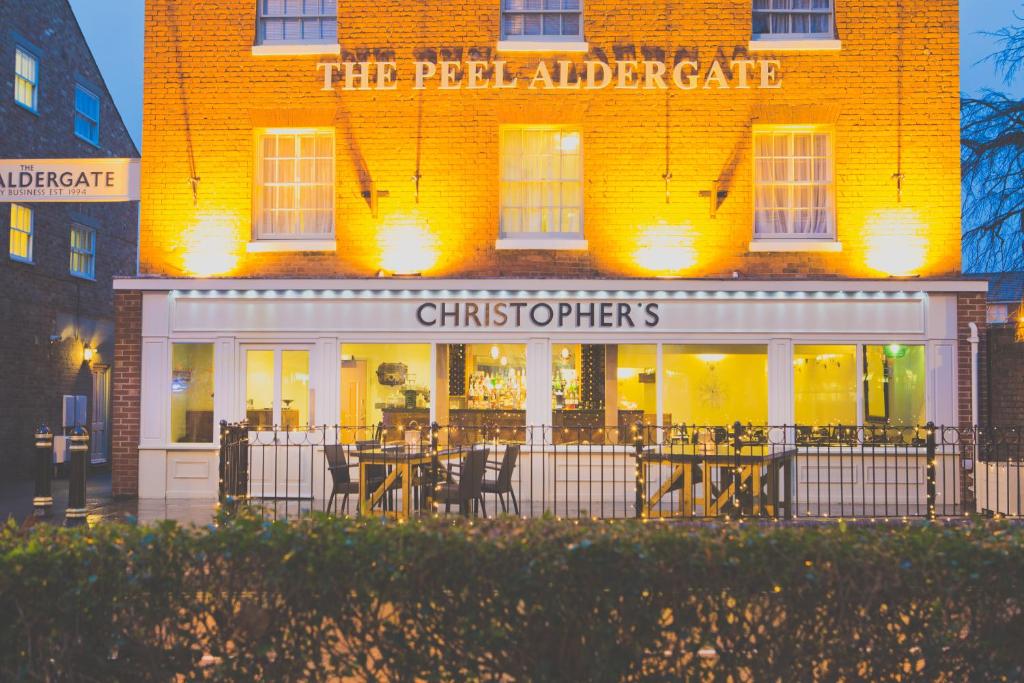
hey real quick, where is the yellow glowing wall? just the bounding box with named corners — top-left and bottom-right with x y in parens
top-left (663, 346), bottom-right (769, 425)
top-left (794, 345), bottom-right (858, 426)
top-left (142, 1), bottom-right (961, 280)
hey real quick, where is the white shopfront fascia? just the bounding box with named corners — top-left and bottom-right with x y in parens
top-left (116, 277), bottom-right (986, 499)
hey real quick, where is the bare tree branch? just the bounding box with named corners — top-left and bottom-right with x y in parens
top-left (962, 92), bottom-right (1024, 271)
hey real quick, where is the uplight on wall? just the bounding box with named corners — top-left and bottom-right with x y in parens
top-left (863, 209), bottom-right (928, 276)
top-left (180, 214), bottom-right (243, 277)
top-left (633, 221), bottom-right (697, 275)
top-left (378, 214), bottom-right (439, 275)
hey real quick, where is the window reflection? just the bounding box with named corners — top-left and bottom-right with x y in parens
top-left (245, 349), bottom-right (310, 430)
top-left (245, 350), bottom-right (275, 430)
top-left (864, 344), bottom-right (926, 427)
top-left (281, 351), bottom-right (309, 430)
top-left (171, 343), bottom-right (214, 443)
top-left (794, 345), bottom-right (857, 426)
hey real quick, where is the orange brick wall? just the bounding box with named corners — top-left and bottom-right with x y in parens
top-left (140, 0), bottom-right (960, 280)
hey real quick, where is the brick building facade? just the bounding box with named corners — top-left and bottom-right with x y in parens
top-left (1, 0), bottom-right (139, 476)
top-left (117, 0), bottom-right (985, 501)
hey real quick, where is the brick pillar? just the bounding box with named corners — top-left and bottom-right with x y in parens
top-left (956, 292), bottom-right (987, 511)
top-left (111, 290), bottom-right (142, 498)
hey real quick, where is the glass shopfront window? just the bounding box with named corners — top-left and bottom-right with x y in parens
top-left (613, 345), bottom-right (659, 435)
top-left (445, 344), bottom-right (527, 442)
top-left (863, 344), bottom-right (926, 427)
top-left (549, 344), bottom-right (659, 443)
top-left (794, 345), bottom-right (857, 426)
top-left (340, 343), bottom-right (432, 441)
top-left (663, 345), bottom-right (769, 426)
top-left (245, 348), bottom-right (311, 430)
top-left (170, 343), bottom-right (214, 443)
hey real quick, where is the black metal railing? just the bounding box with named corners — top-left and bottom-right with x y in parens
top-left (218, 421), bottom-right (1024, 521)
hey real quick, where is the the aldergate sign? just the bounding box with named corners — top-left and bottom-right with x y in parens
top-left (0, 159), bottom-right (141, 202)
top-left (319, 56), bottom-right (782, 92)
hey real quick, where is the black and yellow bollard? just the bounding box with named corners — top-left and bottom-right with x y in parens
top-left (65, 426), bottom-right (89, 526)
top-left (33, 424), bottom-right (54, 517)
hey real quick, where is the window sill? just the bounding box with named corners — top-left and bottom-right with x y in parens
top-left (748, 39), bottom-right (842, 52)
top-left (495, 238), bottom-right (589, 251)
top-left (75, 132), bottom-right (101, 148)
top-left (9, 256), bottom-right (33, 265)
top-left (748, 239), bottom-right (842, 253)
top-left (15, 101), bottom-right (39, 116)
top-left (496, 40), bottom-right (589, 53)
top-left (246, 239), bottom-right (336, 253)
top-left (251, 43), bottom-right (342, 57)
top-left (70, 272), bottom-right (96, 281)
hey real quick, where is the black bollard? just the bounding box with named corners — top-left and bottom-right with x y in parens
top-left (33, 424), bottom-right (54, 517)
top-left (65, 426), bottom-right (89, 526)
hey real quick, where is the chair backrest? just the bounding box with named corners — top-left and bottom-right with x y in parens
top-left (458, 448), bottom-right (490, 499)
top-left (324, 445), bottom-right (351, 484)
top-left (496, 444), bottom-right (520, 488)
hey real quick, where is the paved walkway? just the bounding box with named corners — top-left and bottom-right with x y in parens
top-left (0, 471), bottom-right (219, 527)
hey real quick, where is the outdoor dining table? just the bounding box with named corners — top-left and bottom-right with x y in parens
top-left (356, 446), bottom-right (465, 520)
top-left (640, 443), bottom-right (796, 518)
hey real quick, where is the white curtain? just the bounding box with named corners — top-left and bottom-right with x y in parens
top-left (754, 131), bottom-right (832, 237)
top-left (501, 128), bottom-right (582, 236)
top-left (254, 131), bottom-right (334, 240)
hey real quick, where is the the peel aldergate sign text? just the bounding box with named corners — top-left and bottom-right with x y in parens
top-left (0, 159), bottom-right (141, 202)
top-left (416, 301), bottom-right (662, 329)
top-left (319, 55), bottom-right (782, 92)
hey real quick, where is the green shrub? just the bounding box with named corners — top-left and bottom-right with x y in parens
top-left (0, 514), bottom-right (1021, 681)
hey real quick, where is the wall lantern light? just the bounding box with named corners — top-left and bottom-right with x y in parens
top-left (83, 345), bottom-right (95, 363)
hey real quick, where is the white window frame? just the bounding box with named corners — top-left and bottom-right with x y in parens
top-left (14, 45), bottom-right (39, 112)
top-left (251, 128), bottom-right (336, 247)
top-left (9, 204), bottom-right (33, 264)
top-left (74, 83), bottom-right (101, 146)
top-left (498, 0), bottom-right (588, 53)
top-left (751, 124), bottom-right (837, 249)
top-left (498, 125), bottom-right (587, 249)
top-left (752, 0), bottom-right (834, 40)
top-left (69, 224), bottom-right (96, 280)
top-left (255, 0), bottom-right (337, 46)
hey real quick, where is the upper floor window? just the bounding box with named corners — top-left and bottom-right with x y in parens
top-left (500, 127), bottom-right (583, 239)
top-left (753, 126), bottom-right (835, 240)
top-left (74, 84), bottom-right (100, 145)
top-left (502, 0), bottom-right (583, 41)
top-left (257, 0), bottom-right (337, 44)
top-left (14, 46), bottom-right (38, 111)
top-left (253, 129), bottom-right (335, 241)
top-left (753, 0), bottom-right (833, 40)
top-left (70, 224), bottom-right (96, 279)
top-left (9, 204), bottom-right (33, 263)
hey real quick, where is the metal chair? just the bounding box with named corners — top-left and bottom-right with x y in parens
top-left (481, 444), bottom-right (521, 515)
top-left (436, 448), bottom-right (490, 517)
top-left (324, 444), bottom-right (360, 515)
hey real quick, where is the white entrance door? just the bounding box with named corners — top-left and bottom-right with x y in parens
top-left (241, 345), bottom-right (318, 499)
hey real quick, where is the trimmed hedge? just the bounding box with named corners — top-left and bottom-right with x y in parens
top-left (1, 514), bottom-right (1022, 682)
